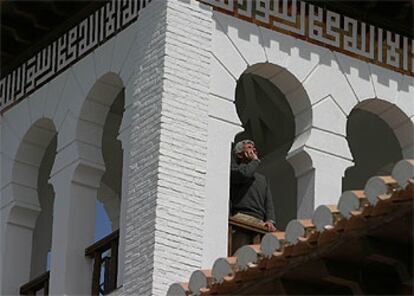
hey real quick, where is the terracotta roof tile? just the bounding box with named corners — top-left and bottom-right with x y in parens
top-left (167, 159), bottom-right (414, 295)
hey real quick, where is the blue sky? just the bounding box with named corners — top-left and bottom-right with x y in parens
top-left (47, 201), bottom-right (112, 271)
top-left (95, 201), bottom-right (112, 241)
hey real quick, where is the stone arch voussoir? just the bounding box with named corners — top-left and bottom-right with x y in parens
top-left (76, 72), bottom-right (124, 147)
top-left (62, 72), bottom-right (126, 232)
top-left (6, 118), bottom-right (57, 227)
top-left (355, 98), bottom-right (414, 158)
top-left (241, 62), bottom-right (314, 175)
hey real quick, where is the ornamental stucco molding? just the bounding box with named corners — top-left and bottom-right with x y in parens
top-left (0, 0), bottom-right (152, 114)
top-left (199, 0), bottom-right (413, 77)
top-left (1, 0), bottom-right (413, 114)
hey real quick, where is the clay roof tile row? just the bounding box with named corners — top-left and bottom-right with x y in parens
top-left (167, 159), bottom-right (414, 296)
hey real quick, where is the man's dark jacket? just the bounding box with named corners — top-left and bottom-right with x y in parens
top-left (230, 158), bottom-right (276, 222)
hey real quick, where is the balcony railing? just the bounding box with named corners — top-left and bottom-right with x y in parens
top-left (85, 230), bottom-right (119, 296)
top-left (228, 214), bottom-right (269, 256)
top-left (20, 271), bottom-right (50, 295)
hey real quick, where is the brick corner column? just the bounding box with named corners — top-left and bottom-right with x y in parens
top-left (122, 0), bottom-right (213, 295)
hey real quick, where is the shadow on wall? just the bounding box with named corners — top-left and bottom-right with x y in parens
top-left (234, 73), bottom-right (297, 230)
top-left (213, 10), bottom-right (410, 91)
top-left (96, 89), bottom-right (125, 239)
top-left (31, 134), bottom-right (57, 278)
top-left (343, 109), bottom-right (403, 191)
top-left (5, 117), bottom-right (57, 293)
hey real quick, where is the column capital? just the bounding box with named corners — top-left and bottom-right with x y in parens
top-left (50, 160), bottom-right (105, 190)
top-left (287, 147), bottom-right (313, 178)
top-left (287, 146), bottom-right (354, 178)
top-left (0, 182), bottom-right (41, 229)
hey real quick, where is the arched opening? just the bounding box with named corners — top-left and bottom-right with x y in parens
top-left (74, 73), bottom-right (124, 240)
top-left (204, 62), bottom-right (313, 263)
top-left (74, 72), bottom-right (125, 295)
top-left (2, 118), bottom-right (57, 294)
top-left (30, 133), bottom-right (57, 278)
top-left (233, 73), bottom-right (296, 229)
top-left (230, 63), bottom-right (313, 230)
top-left (96, 90), bottom-right (124, 240)
top-left (343, 99), bottom-right (413, 191)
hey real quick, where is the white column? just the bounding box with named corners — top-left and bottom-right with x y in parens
top-left (0, 184), bottom-right (40, 295)
top-left (30, 184), bottom-right (54, 278)
top-left (296, 168), bottom-right (316, 219)
top-left (289, 148), bottom-right (353, 219)
top-left (311, 151), bottom-right (353, 208)
top-left (48, 161), bottom-right (104, 295)
top-left (116, 122), bottom-right (131, 287)
top-left (121, 1), bottom-right (213, 294)
top-left (203, 117), bottom-right (242, 267)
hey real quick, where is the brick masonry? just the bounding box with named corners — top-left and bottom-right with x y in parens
top-left (122, 0), bottom-right (167, 294)
top-left (123, 1), bottom-right (212, 295)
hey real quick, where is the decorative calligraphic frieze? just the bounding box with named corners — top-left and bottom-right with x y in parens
top-left (0, 0), bottom-right (152, 114)
top-left (199, 0), bottom-right (414, 77)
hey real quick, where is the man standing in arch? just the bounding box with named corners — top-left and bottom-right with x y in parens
top-left (230, 139), bottom-right (276, 253)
